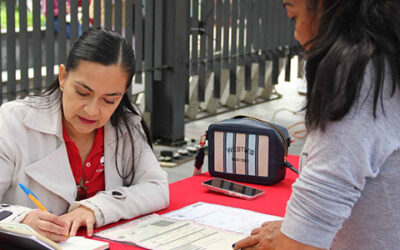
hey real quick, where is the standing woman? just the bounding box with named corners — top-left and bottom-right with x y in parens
top-left (0, 27), bottom-right (169, 241)
top-left (234, 0), bottom-right (400, 249)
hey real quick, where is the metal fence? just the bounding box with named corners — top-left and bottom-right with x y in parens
top-left (151, 0), bottom-right (301, 144)
top-left (1, 0), bottom-right (134, 102)
top-left (0, 0), bottom-right (301, 143)
top-left (184, 0), bottom-right (300, 121)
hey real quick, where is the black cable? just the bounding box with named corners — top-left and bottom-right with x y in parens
top-left (285, 161), bottom-right (299, 175)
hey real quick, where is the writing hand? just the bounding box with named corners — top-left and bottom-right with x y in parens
top-left (22, 209), bottom-right (69, 242)
top-left (60, 206), bottom-right (96, 237)
top-left (233, 220), bottom-right (283, 250)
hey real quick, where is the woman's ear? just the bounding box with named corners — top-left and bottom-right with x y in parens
top-left (59, 64), bottom-right (66, 91)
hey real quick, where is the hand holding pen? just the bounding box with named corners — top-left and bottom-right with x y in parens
top-left (19, 183), bottom-right (69, 242)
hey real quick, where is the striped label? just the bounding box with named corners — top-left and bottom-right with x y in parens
top-left (213, 131), bottom-right (269, 177)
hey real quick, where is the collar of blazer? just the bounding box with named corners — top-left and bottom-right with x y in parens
top-left (20, 104), bottom-right (143, 204)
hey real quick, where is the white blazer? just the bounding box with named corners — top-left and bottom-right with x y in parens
top-left (0, 97), bottom-right (169, 227)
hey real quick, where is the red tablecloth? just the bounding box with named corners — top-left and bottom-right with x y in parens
top-left (90, 155), bottom-right (300, 249)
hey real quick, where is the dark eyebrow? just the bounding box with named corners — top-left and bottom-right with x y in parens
top-left (74, 81), bottom-right (123, 97)
top-left (283, 2), bottom-right (293, 9)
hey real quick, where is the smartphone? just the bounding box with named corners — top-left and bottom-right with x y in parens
top-left (202, 178), bottom-right (265, 200)
top-left (0, 210), bottom-right (12, 220)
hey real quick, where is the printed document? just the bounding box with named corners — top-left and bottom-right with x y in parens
top-left (164, 202), bottom-right (283, 235)
top-left (95, 202), bottom-right (283, 249)
top-left (95, 213), bottom-right (244, 250)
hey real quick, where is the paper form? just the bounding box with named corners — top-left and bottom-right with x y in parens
top-left (163, 202), bottom-right (283, 235)
top-left (95, 214), bottom-right (244, 250)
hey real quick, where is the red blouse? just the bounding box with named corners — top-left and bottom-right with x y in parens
top-left (62, 123), bottom-right (105, 199)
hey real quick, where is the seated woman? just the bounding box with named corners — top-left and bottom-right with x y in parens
top-left (0, 27), bottom-right (169, 242)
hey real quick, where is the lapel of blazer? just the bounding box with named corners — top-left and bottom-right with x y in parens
top-left (22, 100), bottom-right (143, 198)
top-left (22, 104), bottom-right (76, 204)
top-left (24, 143), bottom-right (77, 204)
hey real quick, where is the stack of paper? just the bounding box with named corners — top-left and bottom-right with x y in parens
top-left (95, 202), bottom-right (283, 250)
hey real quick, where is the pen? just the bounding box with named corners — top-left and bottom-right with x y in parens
top-left (18, 183), bottom-right (48, 212)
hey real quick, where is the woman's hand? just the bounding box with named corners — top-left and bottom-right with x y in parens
top-left (60, 206), bottom-right (96, 237)
top-left (22, 210), bottom-right (69, 242)
top-left (233, 220), bottom-right (282, 250)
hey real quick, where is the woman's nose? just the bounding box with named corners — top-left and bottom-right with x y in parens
top-left (83, 100), bottom-right (100, 116)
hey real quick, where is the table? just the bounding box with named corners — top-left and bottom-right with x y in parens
top-left (92, 155), bottom-right (299, 249)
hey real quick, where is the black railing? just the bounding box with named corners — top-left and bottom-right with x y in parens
top-left (1, 0), bottom-right (299, 143)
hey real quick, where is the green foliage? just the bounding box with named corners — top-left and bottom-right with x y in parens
top-left (0, 1), bottom-right (46, 31)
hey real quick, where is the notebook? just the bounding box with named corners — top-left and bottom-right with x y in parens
top-left (0, 222), bottom-right (109, 250)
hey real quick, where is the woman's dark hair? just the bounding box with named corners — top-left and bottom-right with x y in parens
top-left (42, 27), bottom-right (152, 186)
top-left (304, 0), bottom-right (400, 130)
